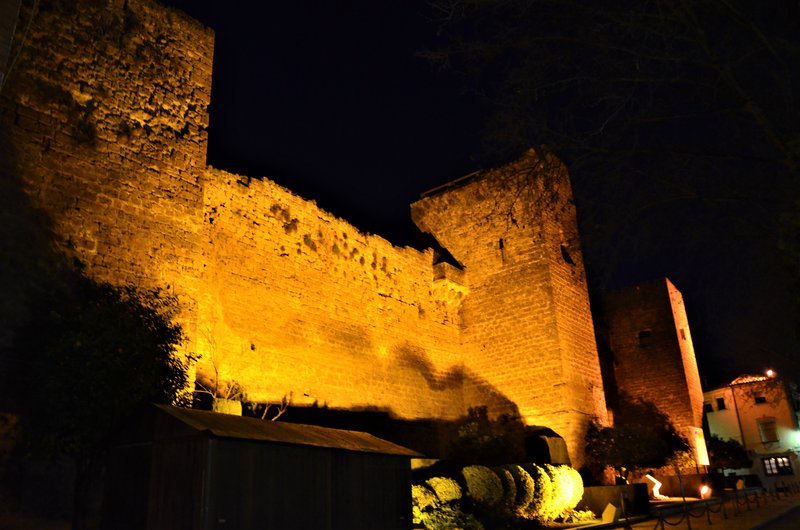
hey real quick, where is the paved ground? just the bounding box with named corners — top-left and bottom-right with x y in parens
top-left (622, 493), bottom-right (800, 530)
top-left (3, 493), bottom-right (799, 530)
top-left (757, 505), bottom-right (800, 530)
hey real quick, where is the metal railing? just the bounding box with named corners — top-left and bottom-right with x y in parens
top-left (648, 484), bottom-right (800, 529)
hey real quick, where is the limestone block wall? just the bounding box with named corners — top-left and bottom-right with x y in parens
top-left (602, 279), bottom-right (705, 455)
top-left (198, 169), bottom-right (468, 420)
top-left (666, 280), bottom-right (705, 432)
top-left (0, 0), bottom-right (214, 346)
top-left (2, 0), bottom-right (612, 464)
top-left (411, 149), bottom-right (608, 466)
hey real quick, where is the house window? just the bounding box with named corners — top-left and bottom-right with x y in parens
top-left (763, 456), bottom-right (793, 476)
top-left (639, 330), bottom-right (652, 348)
top-left (716, 397), bottom-right (726, 410)
top-left (680, 328), bottom-right (687, 340)
top-left (703, 402), bottom-right (713, 413)
top-left (758, 418), bottom-right (778, 443)
top-left (754, 395), bottom-right (767, 404)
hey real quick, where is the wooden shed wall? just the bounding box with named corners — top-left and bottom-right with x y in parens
top-left (104, 436), bottom-right (210, 530)
top-left (147, 436), bottom-right (209, 530)
top-left (208, 439), bottom-right (411, 530)
top-left (103, 443), bottom-right (152, 530)
top-left (331, 451), bottom-right (412, 529)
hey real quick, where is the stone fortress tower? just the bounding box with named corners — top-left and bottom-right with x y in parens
top-left (412, 152), bottom-right (608, 459)
top-left (600, 279), bottom-right (709, 466)
top-left (1, 0), bottom-right (707, 468)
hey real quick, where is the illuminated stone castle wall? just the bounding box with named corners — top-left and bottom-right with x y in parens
top-left (0, 0), bottom-right (212, 343)
top-left (198, 168), bottom-right (468, 419)
top-left (411, 155), bottom-right (608, 459)
top-left (1, 0), bottom-right (607, 463)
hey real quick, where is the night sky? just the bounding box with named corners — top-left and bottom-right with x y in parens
top-left (161, 0), bottom-right (800, 389)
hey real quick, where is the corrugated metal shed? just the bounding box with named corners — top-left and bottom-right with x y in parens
top-left (155, 404), bottom-right (421, 457)
top-left (103, 405), bottom-right (420, 530)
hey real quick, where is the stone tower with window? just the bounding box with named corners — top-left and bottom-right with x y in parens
top-left (412, 149), bottom-right (609, 465)
top-left (600, 278), bottom-right (707, 465)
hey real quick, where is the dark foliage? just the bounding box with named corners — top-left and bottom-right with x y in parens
top-left (425, 0), bottom-right (800, 384)
top-left (447, 406), bottom-right (526, 465)
top-left (585, 396), bottom-right (689, 479)
top-left (706, 434), bottom-right (752, 471)
top-left (8, 266), bottom-right (192, 529)
top-left (12, 270), bottom-right (191, 460)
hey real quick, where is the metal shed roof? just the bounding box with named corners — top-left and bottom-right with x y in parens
top-left (155, 404), bottom-right (422, 457)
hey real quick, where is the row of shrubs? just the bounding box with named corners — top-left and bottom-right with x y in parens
top-left (412, 463), bottom-right (590, 529)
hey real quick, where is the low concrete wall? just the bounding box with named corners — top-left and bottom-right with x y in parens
top-left (658, 473), bottom-right (710, 498)
top-left (579, 484), bottom-right (649, 517)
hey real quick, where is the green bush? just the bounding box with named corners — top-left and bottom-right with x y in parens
top-left (492, 466), bottom-right (517, 513)
top-left (419, 504), bottom-right (484, 530)
top-left (412, 484), bottom-right (438, 513)
top-left (564, 466), bottom-right (585, 515)
top-left (462, 465), bottom-right (503, 508)
top-left (505, 464), bottom-right (535, 513)
top-left (413, 477), bottom-right (484, 530)
top-left (411, 463), bottom-right (584, 529)
top-left (426, 476), bottom-right (462, 503)
top-left (544, 464), bottom-right (575, 520)
top-left (521, 463), bottom-right (554, 521)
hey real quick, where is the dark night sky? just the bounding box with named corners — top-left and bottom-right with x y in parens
top-left (161, 0), bottom-right (800, 389)
top-left (166, 0), bottom-right (484, 246)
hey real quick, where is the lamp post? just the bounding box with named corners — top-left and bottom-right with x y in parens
top-left (730, 383), bottom-right (747, 451)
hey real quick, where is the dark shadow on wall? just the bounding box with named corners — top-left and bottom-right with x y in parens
top-left (593, 318), bottom-right (621, 411)
top-left (0, 103), bottom-right (69, 410)
top-left (0, 107), bottom-right (84, 524)
top-left (395, 341), bottom-right (465, 392)
top-left (240, 362), bottom-right (570, 469)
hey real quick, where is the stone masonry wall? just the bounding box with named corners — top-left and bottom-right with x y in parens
top-left (3, 0), bottom-right (611, 464)
top-left (666, 280), bottom-right (705, 433)
top-left (198, 168), bottom-right (468, 420)
top-left (602, 279), bottom-right (705, 458)
top-left (411, 150), bottom-right (608, 466)
top-left (0, 0), bottom-right (213, 350)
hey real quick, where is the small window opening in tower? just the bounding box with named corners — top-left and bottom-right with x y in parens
top-left (638, 329), bottom-right (652, 348)
top-left (560, 244), bottom-right (575, 265)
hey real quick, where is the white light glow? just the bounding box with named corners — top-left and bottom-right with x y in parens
top-left (646, 474), bottom-right (668, 500)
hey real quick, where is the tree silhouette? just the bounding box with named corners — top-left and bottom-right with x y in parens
top-left (585, 396), bottom-right (689, 482)
top-left (10, 268), bottom-right (192, 529)
top-left (706, 435), bottom-right (752, 471)
top-left (424, 0), bottom-right (800, 383)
